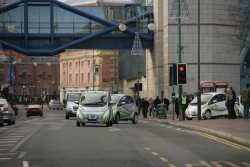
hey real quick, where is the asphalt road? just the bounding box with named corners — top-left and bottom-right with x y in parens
top-left (0, 109), bottom-right (249, 167)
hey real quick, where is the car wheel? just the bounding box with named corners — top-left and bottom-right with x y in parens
top-left (7, 120), bottom-right (12, 125)
top-left (26, 115), bottom-right (29, 118)
top-left (0, 123), bottom-right (3, 127)
top-left (114, 113), bottom-right (120, 124)
top-left (186, 117), bottom-right (193, 120)
top-left (12, 120), bottom-right (16, 125)
top-left (76, 121), bottom-right (81, 127)
top-left (132, 114), bottom-right (139, 124)
top-left (65, 114), bottom-right (69, 120)
top-left (81, 122), bottom-right (85, 126)
top-left (204, 110), bottom-right (212, 119)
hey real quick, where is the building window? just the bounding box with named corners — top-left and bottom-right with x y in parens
top-left (69, 62), bottom-right (72, 70)
top-left (88, 72), bottom-right (90, 83)
top-left (88, 60), bottom-right (90, 67)
top-left (81, 73), bottom-right (84, 83)
top-left (63, 72), bottom-right (66, 83)
top-left (81, 61), bottom-right (84, 68)
top-left (69, 74), bottom-right (72, 84)
top-left (76, 74), bottom-right (78, 84)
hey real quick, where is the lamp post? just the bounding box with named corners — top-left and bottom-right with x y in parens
top-left (197, 0), bottom-right (202, 120)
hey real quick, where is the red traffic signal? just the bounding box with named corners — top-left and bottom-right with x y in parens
top-left (177, 63), bottom-right (187, 84)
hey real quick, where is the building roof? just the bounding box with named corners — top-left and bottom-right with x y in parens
top-left (64, 0), bottom-right (135, 6)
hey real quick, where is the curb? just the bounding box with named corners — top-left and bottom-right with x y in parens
top-left (150, 119), bottom-right (250, 148)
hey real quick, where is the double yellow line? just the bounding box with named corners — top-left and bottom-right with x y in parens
top-left (195, 132), bottom-right (250, 152)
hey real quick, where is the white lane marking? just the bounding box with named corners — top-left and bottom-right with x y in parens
top-left (18, 152), bottom-right (27, 159)
top-left (0, 139), bottom-right (19, 142)
top-left (0, 141), bottom-right (17, 143)
top-left (0, 144), bottom-right (15, 147)
top-left (160, 157), bottom-right (169, 162)
top-left (144, 147), bottom-right (151, 151)
top-left (23, 161), bottom-right (30, 167)
top-left (176, 128), bottom-right (182, 131)
top-left (167, 126), bottom-right (173, 128)
top-left (5, 136), bottom-right (24, 138)
top-left (0, 153), bottom-right (16, 155)
top-left (11, 128), bottom-right (40, 152)
top-left (108, 127), bottom-right (121, 132)
top-left (0, 157), bottom-right (12, 160)
top-left (151, 152), bottom-right (159, 156)
top-left (0, 149), bottom-right (8, 151)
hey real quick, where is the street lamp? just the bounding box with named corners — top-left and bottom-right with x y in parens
top-left (147, 23), bottom-right (155, 31)
top-left (118, 23), bottom-right (127, 32)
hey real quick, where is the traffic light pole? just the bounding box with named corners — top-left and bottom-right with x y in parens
top-left (178, 0), bottom-right (183, 121)
top-left (197, 0), bottom-right (202, 120)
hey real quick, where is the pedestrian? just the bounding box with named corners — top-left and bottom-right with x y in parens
top-left (142, 98), bottom-right (149, 118)
top-left (163, 98), bottom-right (170, 111)
top-left (148, 97), bottom-right (154, 117)
top-left (154, 96), bottom-right (161, 117)
top-left (181, 93), bottom-right (188, 120)
top-left (136, 97), bottom-right (142, 116)
top-left (230, 87), bottom-right (237, 119)
top-left (241, 83), bottom-right (250, 119)
top-left (225, 87), bottom-right (234, 119)
top-left (174, 97), bottom-right (179, 118)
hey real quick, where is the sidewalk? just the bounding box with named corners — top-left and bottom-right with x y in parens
top-left (145, 115), bottom-right (250, 147)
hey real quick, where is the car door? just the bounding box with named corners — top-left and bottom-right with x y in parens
top-left (117, 96), bottom-right (130, 119)
top-left (126, 96), bottom-right (137, 118)
top-left (209, 94), bottom-right (227, 116)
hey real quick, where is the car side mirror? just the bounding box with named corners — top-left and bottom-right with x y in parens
top-left (74, 101), bottom-right (79, 105)
top-left (118, 101), bottom-right (126, 106)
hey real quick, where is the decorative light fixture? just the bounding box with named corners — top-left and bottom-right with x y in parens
top-left (147, 23), bottom-right (155, 31)
top-left (118, 24), bottom-right (127, 32)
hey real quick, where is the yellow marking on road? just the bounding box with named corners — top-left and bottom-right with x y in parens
top-left (242, 162), bottom-right (250, 167)
top-left (212, 161), bottom-right (240, 167)
top-left (185, 161), bottom-right (212, 167)
top-left (143, 147), bottom-right (151, 151)
top-left (196, 132), bottom-right (250, 151)
top-left (151, 152), bottom-right (159, 156)
top-left (160, 157), bottom-right (169, 162)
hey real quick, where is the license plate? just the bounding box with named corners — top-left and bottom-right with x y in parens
top-left (89, 114), bottom-right (97, 119)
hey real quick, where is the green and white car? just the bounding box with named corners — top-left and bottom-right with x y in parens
top-left (185, 92), bottom-right (228, 120)
top-left (76, 91), bottom-right (113, 127)
top-left (111, 94), bottom-right (138, 124)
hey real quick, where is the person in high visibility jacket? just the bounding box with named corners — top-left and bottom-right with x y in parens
top-left (181, 93), bottom-right (188, 120)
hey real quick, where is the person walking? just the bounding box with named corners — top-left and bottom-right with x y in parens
top-left (230, 87), bottom-right (237, 119)
top-left (241, 83), bottom-right (250, 119)
top-left (154, 96), bottom-right (161, 117)
top-left (142, 98), bottom-right (149, 118)
top-left (181, 93), bottom-right (188, 120)
top-left (148, 97), bottom-right (154, 117)
top-left (225, 87), bottom-right (234, 119)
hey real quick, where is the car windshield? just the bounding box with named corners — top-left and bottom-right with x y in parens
top-left (80, 93), bottom-right (107, 107)
top-left (190, 94), bottom-right (213, 105)
top-left (110, 95), bottom-right (120, 105)
top-left (67, 93), bottom-right (81, 102)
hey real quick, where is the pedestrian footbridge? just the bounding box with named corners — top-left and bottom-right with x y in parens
top-left (0, 0), bottom-right (154, 56)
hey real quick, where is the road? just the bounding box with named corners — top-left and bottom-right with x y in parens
top-left (0, 109), bottom-right (249, 167)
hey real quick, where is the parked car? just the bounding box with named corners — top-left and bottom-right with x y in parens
top-left (48, 99), bottom-right (63, 110)
top-left (26, 104), bottom-right (43, 117)
top-left (0, 98), bottom-right (16, 125)
top-left (110, 94), bottom-right (138, 124)
top-left (65, 93), bottom-right (81, 119)
top-left (234, 96), bottom-right (250, 118)
top-left (185, 92), bottom-right (227, 120)
top-left (0, 109), bottom-right (4, 127)
top-left (76, 91), bottom-right (113, 127)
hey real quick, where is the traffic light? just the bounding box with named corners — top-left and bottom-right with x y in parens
top-left (177, 63), bottom-right (187, 84)
top-left (169, 64), bottom-right (177, 86)
top-left (134, 83), bottom-right (142, 91)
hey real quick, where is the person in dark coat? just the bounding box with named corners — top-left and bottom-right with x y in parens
top-left (154, 96), bottom-right (161, 109)
top-left (142, 98), bottom-right (149, 118)
top-left (163, 98), bottom-right (170, 111)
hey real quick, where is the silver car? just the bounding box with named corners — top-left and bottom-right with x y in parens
top-left (76, 91), bottom-right (113, 127)
top-left (0, 98), bottom-right (16, 125)
top-left (65, 93), bottom-right (81, 119)
top-left (111, 94), bottom-right (138, 124)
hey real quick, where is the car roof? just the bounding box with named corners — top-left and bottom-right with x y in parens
top-left (202, 92), bottom-right (225, 96)
top-left (111, 94), bottom-right (125, 97)
top-left (0, 98), bottom-right (8, 104)
top-left (82, 91), bottom-right (108, 95)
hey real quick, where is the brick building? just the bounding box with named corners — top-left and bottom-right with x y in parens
top-left (0, 50), bottom-right (60, 102)
top-left (59, 49), bottom-right (119, 102)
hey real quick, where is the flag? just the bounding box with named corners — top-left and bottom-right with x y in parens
top-left (8, 63), bottom-right (15, 86)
